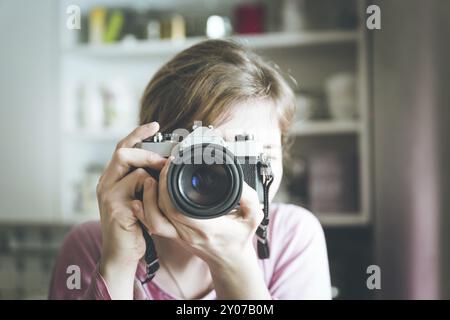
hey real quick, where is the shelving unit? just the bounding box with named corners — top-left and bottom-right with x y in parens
top-left (65, 30), bottom-right (358, 57)
top-left (53, 0), bottom-right (371, 228)
top-left (289, 120), bottom-right (361, 136)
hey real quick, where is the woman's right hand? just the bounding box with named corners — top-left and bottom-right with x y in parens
top-left (96, 122), bottom-right (167, 299)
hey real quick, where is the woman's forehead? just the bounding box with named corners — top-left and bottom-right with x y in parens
top-left (215, 100), bottom-right (281, 144)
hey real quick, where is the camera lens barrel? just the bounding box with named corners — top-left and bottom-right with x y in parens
top-left (167, 143), bottom-right (243, 219)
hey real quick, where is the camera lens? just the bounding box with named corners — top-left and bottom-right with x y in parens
top-left (191, 175), bottom-right (200, 189)
top-left (191, 167), bottom-right (222, 195)
top-left (167, 143), bottom-right (243, 219)
top-left (181, 164), bottom-right (230, 207)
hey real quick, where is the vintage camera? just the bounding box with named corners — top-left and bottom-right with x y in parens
top-left (139, 123), bottom-right (273, 219)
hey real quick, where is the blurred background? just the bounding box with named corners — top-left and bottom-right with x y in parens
top-left (0, 0), bottom-right (449, 299)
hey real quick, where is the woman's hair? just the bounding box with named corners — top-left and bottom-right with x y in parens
top-left (140, 39), bottom-right (295, 137)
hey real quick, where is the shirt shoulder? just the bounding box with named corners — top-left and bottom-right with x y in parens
top-left (63, 220), bottom-right (102, 259)
top-left (261, 203), bottom-right (331, 299)
top-left (48, 220), bottom-right (103, 299)
top-left (269, 203), bottom-right (323, 242)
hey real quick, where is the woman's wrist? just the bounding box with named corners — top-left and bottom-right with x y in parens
top-left (206, 243), bottom-right (271, 300)
top-left (99, 256), bottom-right (138, 300)
top-left (99, 256), bottom-right (138, 276)
top-left (204, 242), bottom-right (256, 271)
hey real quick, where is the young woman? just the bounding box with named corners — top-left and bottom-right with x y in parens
top-left (49, 40), bottom-right (331, 300)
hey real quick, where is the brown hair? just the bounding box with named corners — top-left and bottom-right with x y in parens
top-left (140, 39), bottom-right (295, 137)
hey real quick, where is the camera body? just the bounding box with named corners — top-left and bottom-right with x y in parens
top-left (139, 123), bottom-right (272, 219)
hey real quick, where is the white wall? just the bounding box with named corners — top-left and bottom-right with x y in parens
top-left (0, 0), bottom-right (59, 220)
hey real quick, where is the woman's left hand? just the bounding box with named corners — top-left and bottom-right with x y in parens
top-left (134, 158), bottom-right (271, 299)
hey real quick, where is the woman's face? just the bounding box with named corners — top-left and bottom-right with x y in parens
top-left (216, 100), bottom-right (283, 202)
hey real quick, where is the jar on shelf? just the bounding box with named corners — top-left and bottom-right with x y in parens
top-left (146, 19), bottom-right (161, 39)
top-left (160, 14), bottom-right (186, 40)
top-left (324, 72), bottom-right (358, 120)
top-left (77, 81), bottom-right (104, 130)
top-left (294, 89), bottom-right (327, 122)
top-left (234, 3), bottom-right (265, 34)
top-left (89, 7), bottom-right (107, 44)
top-left (206, 15), bottom-right (232, 39)
top-left (281, 0), bottom-right (308, 32)
top-left (102, 79), bottom-right (137, 130)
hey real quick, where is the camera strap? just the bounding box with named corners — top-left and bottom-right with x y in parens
top-left (256, 162), bottom-right (274, 259)
top-left (140, 222), bottom-right (160, 284)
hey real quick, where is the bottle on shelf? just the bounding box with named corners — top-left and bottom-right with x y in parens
top-left (281, 0), bottom-right (308, 32)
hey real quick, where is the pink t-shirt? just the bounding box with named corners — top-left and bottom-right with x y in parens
top-left (48, 203), bottom-right (331, 300)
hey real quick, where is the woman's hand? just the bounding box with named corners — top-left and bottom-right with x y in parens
top-left (96, 122), bottom-right (166, 299)
top-left (135, 159), bottom-right (272, 299)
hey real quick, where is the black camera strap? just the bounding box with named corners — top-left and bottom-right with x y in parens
top-left (140, 222), bottom-right (160, 284)
top-left (256, 163), bottom-right (274, 259)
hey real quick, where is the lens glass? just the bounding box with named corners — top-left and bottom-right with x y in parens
top-left (179, 164), bottom-right (231, 207)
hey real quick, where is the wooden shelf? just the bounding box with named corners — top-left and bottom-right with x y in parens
top-left (65, 30), bottom-right (358, 57)
top-left (235, 30), bottom-right (358, 49)
top-left (0, 212), bottom-right (369, 227)
top-left (289, 120), bottom-right (361, 136)
top-left (0, 215), bottom-right (95, 226)
top-left (317, 213), bottom-right (370, 227)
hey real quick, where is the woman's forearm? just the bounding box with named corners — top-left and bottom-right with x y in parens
top-left (207, 244), bottom-right (271, 300)
top-left (99, 258), bottom-right (138, 300)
